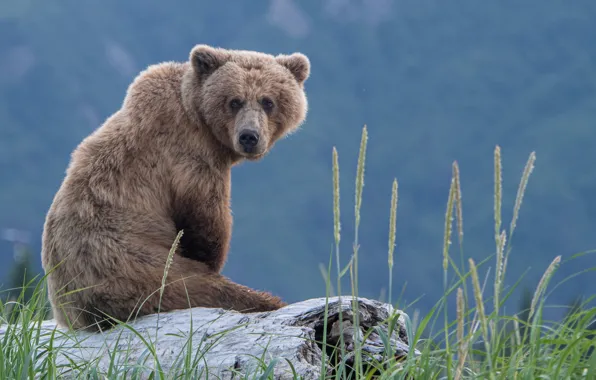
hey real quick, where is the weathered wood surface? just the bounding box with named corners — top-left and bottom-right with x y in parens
top-left (0, 297), bottom-right (417, 379)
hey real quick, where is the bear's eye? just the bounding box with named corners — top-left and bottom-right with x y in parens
top-left (229, 98), bottom-right (243, 111)
top-left (261, 97), bottom-right (274, 113)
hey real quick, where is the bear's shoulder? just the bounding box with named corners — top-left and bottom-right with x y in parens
top-left (122, 61), bottom-right (190, 114)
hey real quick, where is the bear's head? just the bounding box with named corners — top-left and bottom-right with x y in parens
top-left (182, 44), bottom-right (310, 161)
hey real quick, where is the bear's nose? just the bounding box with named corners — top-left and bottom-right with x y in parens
top-left (239, 130), bottom-right (260, 150)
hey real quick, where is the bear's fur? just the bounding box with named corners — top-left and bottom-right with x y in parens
top-left (41, 44), bottom-right (310, 331)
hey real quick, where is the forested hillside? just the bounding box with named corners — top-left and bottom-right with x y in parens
top-left (1, 0), bottom-right (595, 319)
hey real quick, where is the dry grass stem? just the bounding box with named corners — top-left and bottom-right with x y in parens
top-left (452, 161), bottom-right (464, 246)
top-left (510, 151), bottom-right (536, 238)
top-left (443, 178), bottom-right (456, 272)
top-left (530, 255), bottom-right (561, 320)
top-left (332, 147), bottom-right (341, 246)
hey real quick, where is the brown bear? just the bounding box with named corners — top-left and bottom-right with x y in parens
top-left (41, 44), bottom-right (310, 332)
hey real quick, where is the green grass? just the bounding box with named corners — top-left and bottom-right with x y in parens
top-left (1, 125), bottom-right (595, 379)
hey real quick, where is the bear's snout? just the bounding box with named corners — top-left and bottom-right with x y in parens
top-left (238, 129), bottom-right (260, 153)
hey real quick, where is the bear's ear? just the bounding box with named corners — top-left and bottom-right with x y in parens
top-left (190, 44), bottom-right (230, 76)
top-left (276, 53), bottom-right (310, 84)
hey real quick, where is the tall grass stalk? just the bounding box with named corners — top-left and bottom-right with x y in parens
top-left (331, 145), bottom-right (347, 378)
top-left (387, 178), bottom-right (398, 307)
top-left (492, 146), bottom-right (503, 317)
top-left (350, 125), bottom-right (368, 378)
top-left (454, 287), bottom-right (467, 380)
top-left (469, 258), bottom-right (495, 379)
top-left (529, 255), bottom-right (562, 321)
top-left (499, 151), bottom-right (537, 307)
top-left (508, 151), bottom-right (536, 243)
top-left (493, 146), bottom-right (502, 248)
top-left (451, 161), bottom-right (471, 368)
top-left (442, 175), bottom-right (456, 379)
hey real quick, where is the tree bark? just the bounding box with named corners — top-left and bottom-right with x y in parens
top-left (0, 297), bottom-right (417, 379)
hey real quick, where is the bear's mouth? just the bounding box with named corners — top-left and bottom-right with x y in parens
top-left (242, 150), bottom-right (266, 160)
top-left (234, 143), bottom-right (267, 159)
top-left (242, 146), bottom-right (257, 154)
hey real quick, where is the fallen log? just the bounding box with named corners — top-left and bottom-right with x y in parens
top-left (0, 296), bottom-right (417, 379)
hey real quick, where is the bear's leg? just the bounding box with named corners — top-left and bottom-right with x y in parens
top-left (155, 256), bottom-right (287, 313)
top-left (68, 257), bottom-right (287, 331)
top-left (156, 271), bottom-right (287, 314)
